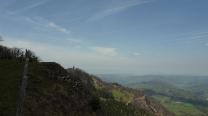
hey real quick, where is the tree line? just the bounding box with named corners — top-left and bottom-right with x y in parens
top-left (0, 45), bottom-right (38, 62)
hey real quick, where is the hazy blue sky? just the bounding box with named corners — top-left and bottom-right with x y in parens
top-left (0, 0), bottom-right (208, 75)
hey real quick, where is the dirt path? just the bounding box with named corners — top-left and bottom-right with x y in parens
top-left (16, 58), bottom-right (29, 116)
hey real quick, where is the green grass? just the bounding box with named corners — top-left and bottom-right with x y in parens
top-left (0, 60), bottom-right (23, 116)
top-left (111, 89), bottom-right (134, 104)
top-left (153, 95), bottom-right (206, 116)
top-left (92, 77), bottom-right (134, 104)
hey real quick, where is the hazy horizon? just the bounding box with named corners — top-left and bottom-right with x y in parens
top-left (0, 0), bottom-right (208, 75)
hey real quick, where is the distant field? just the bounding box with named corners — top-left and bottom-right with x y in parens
top-left (0, 60), bottom-right (23, 116)
top-left (153, 95), bottom-right (206, 116)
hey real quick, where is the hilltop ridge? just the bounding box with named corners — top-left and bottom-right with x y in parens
top-left (0, 45), bottom-right (174, 116)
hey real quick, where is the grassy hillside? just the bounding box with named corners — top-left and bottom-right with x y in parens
top-left (22, 62), bottom-right (155, 116)
top-left (0, 60), bottom-right (23, 116)
top-left (0, 45), bottom-right (174, 116)
top-left (24, 62), bottom-right (95, 116)
top-left (0, 60), bottom-right (157, 116)
top-left (100, 99), bottom-right (151, 116)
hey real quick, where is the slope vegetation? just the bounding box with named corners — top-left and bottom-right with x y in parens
top-left (0, 60), bottom-right (24, 115)
top-left (23, 62), bottom-right (157, 116)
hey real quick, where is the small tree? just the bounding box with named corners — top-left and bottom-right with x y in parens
top-left (25, 49), bottom-right (38, 62)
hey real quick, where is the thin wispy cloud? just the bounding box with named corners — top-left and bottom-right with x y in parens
top-left (175, 31), bottom-right (208, 41)
top-left (47, 22), bottom-right (70, 34)
top-left (165, 31), bottom-right (208, 45)
top-left (67, 38), bottom-right (82, 43)
top-left (88, 0), bottom-right (152, 21)
top-left (8, 0), bottom-right (51, 14)
top-left (205, 43), bottom-right (208, 46)
top-left (25, 16), bottom-right (70, 34)
top-left (91, 47), bottom-right (118, 56)
top-left (133, 52), bottom-right (141, 56)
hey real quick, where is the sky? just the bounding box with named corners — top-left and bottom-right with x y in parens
top-left (0, 0), bottom-right (208, 75)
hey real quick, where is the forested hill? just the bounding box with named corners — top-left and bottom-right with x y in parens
top-left (0, 45), bottom-right (174, 116)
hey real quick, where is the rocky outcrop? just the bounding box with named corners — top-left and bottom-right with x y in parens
top-left (132, 94), bottom-right (175, 116)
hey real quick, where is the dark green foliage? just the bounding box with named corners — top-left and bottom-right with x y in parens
top-left (94, 88), bottom-right (153, 116)
top-left (100, 99), bottom-right (153, 116)
top-left (67, 68), bottom-right (95, 92)
top-left (95, 89), bottom-right (114, 99)
top-left (0, 45), bottom-right (38, 62)
top-left (24, 62), bottom-right (95, 116)
top-left (0, 60), bottom-right (23, 116)
top-left (89, 96), bottom-right (101, 112)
